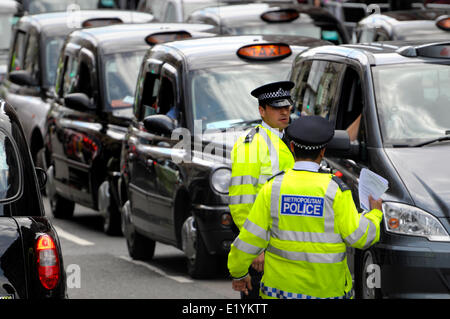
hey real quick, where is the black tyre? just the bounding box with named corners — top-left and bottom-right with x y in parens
top-left (123, 201), bottom-right (155, 260)
top-left (182, 216), bottom-right (218, 279)
top-left (98, 181), bottom-right (122, 236)
top-left (359, 250), bottom-right (382, 299)
top-left (46, 165), bottom-right (74, 219)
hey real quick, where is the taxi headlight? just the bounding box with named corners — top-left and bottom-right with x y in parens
top-left (383, 202), bottom-right (450, 242)
top-left (210, 167), bottom-right (231, 195)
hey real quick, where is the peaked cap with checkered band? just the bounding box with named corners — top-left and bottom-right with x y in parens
top-left (286, 116), bottom-right (335, 151)
top-left (251, 81), bottom-right (294, 108)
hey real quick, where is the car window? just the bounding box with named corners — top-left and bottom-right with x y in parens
top-left (61, 55), bottom-right (79, 97)
top-left (10, 31), bottom-right (26, 72)
top-left (372, 63), bottom-right (450, 144)
top-left (138, 72), bottom-right (160, 120)
top-left (43, 36), bottom-right (65, 87)
top-left (0, 129), bottom-right (21, 212)
top-left (292, 60), bottom-right (345, 120)
top-left (164, 2), bottom-right (178, 22)
top-left (23, 32), bottom-right (40, 84)
top-left (28, 0), bottom-right (101, 14)
top-left (103, 50), bottom-right (146, 110)
top-left (0, 13), bottom-right (14, 51)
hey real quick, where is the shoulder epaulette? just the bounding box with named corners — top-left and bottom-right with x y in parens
top-left (244, 126), bottom-right (259, 143)
top-left (332, 175), bottom-right (350, 192)
top-left (267, 170), bottom-right (285, 182)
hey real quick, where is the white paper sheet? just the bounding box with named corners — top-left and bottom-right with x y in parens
top-left (358, 168), bottom-right (389, 211)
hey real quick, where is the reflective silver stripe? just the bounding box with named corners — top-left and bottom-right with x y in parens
top-left (270, 174), bottom-right (284, 230)
top-left (229, 194), bottom-right (256, 205)
top-left (267, 245), bottom-right (346, 263)
top-left (233, 237), bottom-right (264, 255)
top-left (243, 219), bottom-right (269, 241)
top-left (344, 215), bottom-right (369, 246)
top-left (258, 127), bottom-right (280, 175)
top-left (230, 175), bottom-right (258, 187)
top-left (362, 218), bottom-right (377, 250)
top-left (271, 228), bottom-right (342, 243)
top-left (270, 178), bottom-right (343, 244)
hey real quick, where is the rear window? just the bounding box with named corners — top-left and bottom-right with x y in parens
top-left (0, 128), bottom-right (22, 210)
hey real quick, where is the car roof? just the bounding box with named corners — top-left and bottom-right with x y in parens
top-left (69, 23), bottom-right (217, 55)
top-left (358, 9), bottom-right (450, 28)
top-left (16, 10), bottom-right (155, 37)
top-left (155, 34), bottom-right (330, 70)
top-left (189, 3), bottom-right (339, 26)
top-left (302, 40), bottom-right (450, 66)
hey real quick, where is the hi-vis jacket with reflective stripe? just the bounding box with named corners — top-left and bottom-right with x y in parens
top-left (229, 125), bottom-right (294, 231)
top-left (228, 169), bottom-right (383, 299)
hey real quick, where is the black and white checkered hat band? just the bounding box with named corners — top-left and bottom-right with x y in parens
top-left (258, 88), bottom-right (290, 100)
top-left (292, 140), bottom-right (327, 150)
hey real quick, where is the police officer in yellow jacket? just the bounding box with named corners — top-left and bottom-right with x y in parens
top-left (229, 81), bottom-right (295, 299)
top-left (228, 116), bottom-right (383, 299)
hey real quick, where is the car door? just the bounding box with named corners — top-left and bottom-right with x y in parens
top-left (50, 47), bottom-right (101, 207)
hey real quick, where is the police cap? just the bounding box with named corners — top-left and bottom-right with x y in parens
top-left (251, 81), bottom-right (294, 108)
top-left (286, 116), bottom-right (334, 150)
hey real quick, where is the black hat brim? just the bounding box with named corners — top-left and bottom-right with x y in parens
top-left (265, 98), bottom-right (293, 108)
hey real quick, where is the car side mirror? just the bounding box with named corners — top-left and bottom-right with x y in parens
top-left (64, 93), bottom-right (96, 112)
top-left (35, 167), bottom-right (47, 190)
top-left (325, 130), bottom-right (360, 158)
top-left (9, 70), bottom-right (38, 87)
top-left (143, 114), bottom-right (175, 137)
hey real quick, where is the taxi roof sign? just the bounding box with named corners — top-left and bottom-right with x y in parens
top-left (397, 42), bottom-right (450, 59)
top-left (237, 43), bottom-right (292, 61)
top-left (436, 15), bottom-right (450, 31)
top-left (261, 9), bottom-right (299, 23)
top-left (145, 31), bottom-right (192, 45)
top-left (82, 18), bottom-right (123, 28)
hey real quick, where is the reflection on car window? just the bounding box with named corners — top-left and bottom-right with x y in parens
top-left (0, 13), bottom-right (14, 50)
top-left (189, 64), bottom-right (291, 130)
top-left (0, 128), bottom-right (22, 215)
top-left (28, 0), bottom-right (100, 14)
top-left (373, 63), bottom-right (450, 144)
top-left (104, 51), bottom-right (146, 109)
top-left (44, 36), bottom-right (65, 87)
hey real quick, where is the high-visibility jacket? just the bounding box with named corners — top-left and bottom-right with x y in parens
top-left (229, 125), bottom-right (294, 231)
top-left (228, 168), bottom-right (383, 299)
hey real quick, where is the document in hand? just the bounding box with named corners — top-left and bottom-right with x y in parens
top-left (358, 168), bottom-right (389, 211)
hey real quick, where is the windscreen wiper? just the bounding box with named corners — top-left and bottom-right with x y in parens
top-left (412, 135), bottom-right (450, 147)
top-left (228, 119), bottom-right (261, 128)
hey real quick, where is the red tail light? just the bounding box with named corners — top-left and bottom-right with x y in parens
top-left (36, 234), bottom-right (60, 290)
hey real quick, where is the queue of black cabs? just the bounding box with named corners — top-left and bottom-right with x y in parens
top-left (43, 22), bottom-right (215, 235)
top-left (289, 40), bottom-right (450, 298)
top-left (119, 35), bottom-right (331, 278)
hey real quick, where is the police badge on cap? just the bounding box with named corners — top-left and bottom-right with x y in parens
top-left (251, 81), bottom-right (294, 108)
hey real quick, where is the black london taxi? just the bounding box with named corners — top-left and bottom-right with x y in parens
top-left (0, 10), bottom-right (154, 169)
top-left (187, 2), bottom-right (350, 44)
top-left (289, 40), bottom-right (450, 298)
top-left (119, 35), bottom-right (331, 278)
top-left (44, 23), bottom-right (215, 235)
top-left (355, 9), bottom-right (450, 42)
top-left (0, 99), bottom-right (66, 299)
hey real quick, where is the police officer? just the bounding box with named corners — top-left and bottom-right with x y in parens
top-left (228, 116), bottom-right (383, 299)
top-left (229, 81), bottom-right (295, 299)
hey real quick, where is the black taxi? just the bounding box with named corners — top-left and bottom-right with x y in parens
top-left (356, 8), bottom-right (450, 42)
top-left (0, 99), bottom-right (66, 299)
top-left (119, 35), bottom-right (331, 278)
top-left (187, 2), bottom-right (350, 44)
top-left (0, 10), bottom-right (154, 169)
top-left (289, 41), bottom-right (450, 298)
top-left (44, 23), bottom-right (215, 235)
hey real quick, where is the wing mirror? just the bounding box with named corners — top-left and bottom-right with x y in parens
top-left (9, 70), bottom-right (38, 87)
top-left (64, 93), bottom-right (96, 112)
top-left (143, 114), bottom-right (176, 137)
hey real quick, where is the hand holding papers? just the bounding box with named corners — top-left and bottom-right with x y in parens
top-left (358, 168), bottom-right (388, 211)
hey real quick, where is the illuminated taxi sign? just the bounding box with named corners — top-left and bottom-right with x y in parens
top-left (82, 18), bottom-right (123, 28)
top-left (145, 31), bottom-right (192, 45)
top-left (237, 43), bottom-right (292, 61)
top-left (397, 43), bottom-right (450, 59)
top-left (436, 15), bottom-right (450, 31)
top-left (261, 9), bottom-right (299, 23)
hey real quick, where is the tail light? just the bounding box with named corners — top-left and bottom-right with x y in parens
top-left (36, 234), bottom-right (60, 290)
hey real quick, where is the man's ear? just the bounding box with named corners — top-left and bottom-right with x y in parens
top-left (258, 105), bottom-right (265, 119)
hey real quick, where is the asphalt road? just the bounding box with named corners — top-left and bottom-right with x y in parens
top-left (43, 197), bottom-right (240, 300)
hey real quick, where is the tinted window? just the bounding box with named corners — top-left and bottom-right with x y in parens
top-left (43, 36), bottom-right (65, 87)
top-left (0, 129), bottom-right (21, 208)
top-left (24, 32), bottom-right (40, 83)
top-left (61, 55), bottom-right (79, 96)
top-left (10, 31), bottom-right (26, 72)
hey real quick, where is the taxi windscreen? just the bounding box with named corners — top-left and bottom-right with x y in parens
top-left (103, 50), bottom-right (146, 110)
top-left (189, 64), bottom-right (292, 130)
top-left (373, 63), bottom-right (450, 145)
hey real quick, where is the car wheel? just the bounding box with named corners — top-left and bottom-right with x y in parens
top-left (46, 165), bottom-right (74, 219)
top-left (182, 216), bottom-right (217, 279)
top-left (123, 200), bottom-right (155, 260)
top-left (360, 250), bottom-right (382, 299)
top-left (98, 181), bottom-right (122, 236)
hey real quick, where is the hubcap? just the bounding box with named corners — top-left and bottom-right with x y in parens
top-left (181, 216), bottom-right (197, 263)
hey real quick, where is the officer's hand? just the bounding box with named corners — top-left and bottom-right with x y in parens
top-left (232, 275), bottom-right (252, 295)
top-left (369, 195), bottom-right (383, 211)
top-left (251, 252), bottom-right (264, 273)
